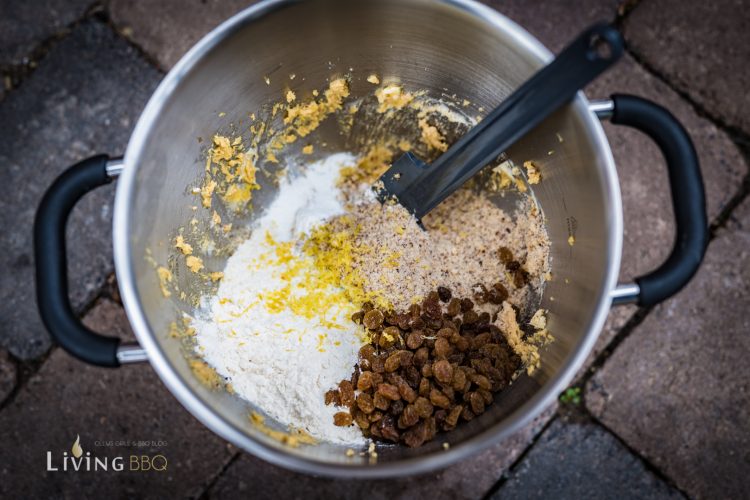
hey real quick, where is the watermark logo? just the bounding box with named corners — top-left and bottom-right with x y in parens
top-left (46, 435), bottom-right (168, 472)
top-left (71, 435), bottom-right (83, 458)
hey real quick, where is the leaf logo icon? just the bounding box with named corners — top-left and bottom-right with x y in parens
top-left (71, 435), bottom-right (83, 458)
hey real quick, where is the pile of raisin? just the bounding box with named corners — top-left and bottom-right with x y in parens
top-left (326, 284), bottom-right (522, 448)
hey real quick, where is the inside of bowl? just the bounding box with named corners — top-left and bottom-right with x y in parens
top-left (122, 0), bottom-right (617, 471)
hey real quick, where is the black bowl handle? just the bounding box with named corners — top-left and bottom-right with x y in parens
top-left (603, 94), bottom-right (708, 307)
top-left (34, 155), bottom-right (126, 367)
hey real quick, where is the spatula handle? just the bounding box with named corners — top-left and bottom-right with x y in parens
top-left (407, 23), bottom-right (624, 219)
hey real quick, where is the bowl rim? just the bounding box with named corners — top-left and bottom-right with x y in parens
top-left (113, 0), bottom-right (623, 478)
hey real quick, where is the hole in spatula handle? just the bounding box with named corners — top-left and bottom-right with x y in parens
top-left (589, 34), bottom-right (614, 60)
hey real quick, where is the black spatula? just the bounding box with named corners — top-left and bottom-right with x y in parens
top-left (375, 23), bottom-right (623, 220)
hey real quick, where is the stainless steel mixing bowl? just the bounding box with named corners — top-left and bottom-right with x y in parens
top-left (34, 0), bottom-right (707, 477)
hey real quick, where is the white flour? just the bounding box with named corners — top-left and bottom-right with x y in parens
top-left (191, 152), bottom-right (365, 445)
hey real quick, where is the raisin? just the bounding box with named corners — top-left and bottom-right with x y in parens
top-left (422, 296), bottom-right (442, 320)
top-left (443, 319), bottom-right (459, 331)
top-left (363, 309), bottom-right (384, 330)
top-left (498, 246), bottom-right (514, 264)
top-left (333, 411), bottom-right (353, 426)
top-left (421, 362), bottom-right (433, 378)
top-left (440, 384), bottom-right (455, 400)
top-left (489, 324), bottom-right (503, 342)
top-left (469, 392), bottom-right (486, 414)
top-left (437, 327), bottom-right (454, 338)
top-left (475, 322), bottom-right (490, 334)
top-left (446, 298), bottom-right (462, 317)
top-left (434, 409), bottom-right (447, 429)
top-left (481, 343), bottom-right (502, 361)
top-left (472, 283), bottom-right (489, 304)
top-left (357, 393), bottom-right (375, 414)
top-left (353, 409), bottom-right (370, 430)
top-left (433, 359), bottom-right (454, 383)
top-left (404, 365), bottom-right (420, 387)
top-left (402, 423), bottom-right (426, 448)
top-left (384, 310), bottom-right (398, 325)
top-left (385, 352), bottom-right (402, 372)
top-left (409, 315), bottom-right (425, 330)
top-left (351, 311), bottom-right (364, 324)
top-left (396, 313), bottom-right (411, 330)
top-left (359, 344), bottom-right (376, 362)
top-left (425, 317), bottom-right (443, 330)
top-left (463, 310), bottom-right (479, 325)
top-left (413, 397), bottom-right (434, 418)
top-left (424, 336), bottom-right (436, 351)
top-left (373, 391), bottom-right (390, 411)
top-left (460, 298), bottom-right (474, 312)
top-left (400, 350), bottom-right (414, 367)
top-left (351, 366), bottom-right (360, 389)
top-left (324, 389), bottom-right (340, 406)
top-left (369, 422), bottom-right (382, 438)
top-left (489, 282), bottom-right (508, 304)
top-left (451, 367), bottom-right (467, 391)
top-left (470, 373), bottom-right (492, 390)
top-left (380, 415), bottom-right (400, 442)
top-left (472, 332), bottom-right (491, 349)
top-left (377, 383), bottom-right (401, 401)
top-left (369, 410), bottom-right (384, 423)
top-left (434, 337), bottom-right (452, 358)
top-left (406, 331), bottom-right (424, 350)
top-left (437, 286), bottom-right (452, 302)
top-left (478, 388), bottom-right (494, 405)
top-left (461, 406), bottom-right (475, 421)
top-left (357, 371), bottom-right (374, 392)
top-left (430, 388), bottom-right (451, 409)
top-left (444, 405), bottom-right (463, 430)
top-left (398, 404), bottom-right (420, 428)
top-left (408, 303), bottom-right (421, 318)
top-left (446, 352), bottom-right (463, 365)
top-left (371, 356), bottom-right (385, 373)
top-left (471, 358), bottom-right (492, 376)
top-left (419, 378), bottom-right (431, 397)
top-left (389, 399), bottom-right (405, 416)
top-left (424, 416), bottom-right (437, 441)
top-left (380, 326), bottom-right (401, 348)
top-left (397, 378), bottom-right (417, 403)
top-left (454, 335), bottom-right (470, 352)
top-left (339, 380), bottom-right (355, 408)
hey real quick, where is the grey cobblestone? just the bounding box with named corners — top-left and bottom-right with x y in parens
top-left (586, 196), bottom-right (750, 498)
top-left (492, 418), bottom-right (684, 500)
top-left (0, 0), bottom-right (92, 66)
top-left (107, 0), bottom-right (256, 69)
top-left (0, 349), bottom-right (17, 406)
top-left (0, 300), bottom-right (235, 498)
top-left (624, 0), bottom-right (750, 136)
top-left (0, 20), bottom-right (161, 359)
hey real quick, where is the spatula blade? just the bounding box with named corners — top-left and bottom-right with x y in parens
top-left (374, 152), bottom-right (428, 215)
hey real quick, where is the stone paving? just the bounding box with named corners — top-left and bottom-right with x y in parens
top-left (492, 419), bottom-right (684, 500)
top-left (0, 19), bottom-right (161, 359)
top-left (0, 0), bottom-right (748, 498)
